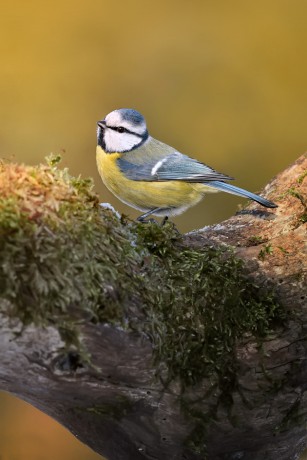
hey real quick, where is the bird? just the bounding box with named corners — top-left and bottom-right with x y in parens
top-left (96, 108), bottom-right (277, 222)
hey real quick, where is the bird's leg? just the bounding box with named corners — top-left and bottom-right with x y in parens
top-left (137, 208), bottom-right (165, 224)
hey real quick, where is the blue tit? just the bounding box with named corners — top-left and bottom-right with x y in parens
top-left (96, 108), bottom-right (277, 221)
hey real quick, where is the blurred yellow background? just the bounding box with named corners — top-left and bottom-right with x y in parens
top-left (0, 392), bottom-right (101, 459)
top-left (0, 0), bottom-right (306, 459)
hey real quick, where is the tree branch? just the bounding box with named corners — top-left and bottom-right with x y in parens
top-left (0, 154), bottom-right (306, 460)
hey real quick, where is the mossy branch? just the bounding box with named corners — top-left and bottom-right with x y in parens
top-left (0, 154), bottom-right (306, 460)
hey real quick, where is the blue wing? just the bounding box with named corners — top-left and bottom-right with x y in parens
top-left (117, 139), bottom-right (277, 208)
top-left (118, 152), bottom-right (233, 182)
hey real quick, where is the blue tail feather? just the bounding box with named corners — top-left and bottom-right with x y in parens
top-left (205, 181), bottom-right (277, 208)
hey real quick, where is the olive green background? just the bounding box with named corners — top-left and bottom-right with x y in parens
top-left (0, 1), bottom-right (306, 458)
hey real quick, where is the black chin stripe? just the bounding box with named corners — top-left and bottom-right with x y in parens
top-left (97, 128), bottom-right (105, 149)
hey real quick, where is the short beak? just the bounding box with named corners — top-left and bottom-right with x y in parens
top-left (97, 120), bottom-right (106, 129)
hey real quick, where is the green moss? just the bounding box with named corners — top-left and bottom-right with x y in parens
top-left (282, 186), bottom-right (307, 227)
top-left (133, 221), bottom-right (284, 455)
top-left (135, 223), bottom-right (281, 386)
top-left (300, 213), bottom-right (307, 223)
top-left (287, 187), bottom-right (305, 205)
top-left (258, 244), bottom-right (274, 260)
top-left (297, 170), bottom-right (307, 185)
top-left (279, 185), bottom-right (306, 209)
top-left (0, 159), bottom-right (145, 354)
top-left (277, 246), bottom-right (290, 255)
top-left (1, 206), bottom-right (133, 324)
top-left (277, 170), bottom-right (306, 228)
top-left (46, 153), bottom-right (62, 167)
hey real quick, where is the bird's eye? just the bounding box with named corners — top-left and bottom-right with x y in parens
top-left (117, 127), bottom-right (125, 133)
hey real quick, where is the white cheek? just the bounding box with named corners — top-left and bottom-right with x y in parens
top-left (105, 130), bottom-right (141, 152)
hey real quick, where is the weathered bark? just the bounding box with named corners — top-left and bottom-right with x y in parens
top-left (0, 154), bottom-right (306, 460)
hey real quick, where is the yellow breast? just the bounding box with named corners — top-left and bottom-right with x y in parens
top-left (96, 146), bottom-right (216, 216)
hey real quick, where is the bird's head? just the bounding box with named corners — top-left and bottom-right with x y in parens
top-left (97, 108), bottom-right (149, 153)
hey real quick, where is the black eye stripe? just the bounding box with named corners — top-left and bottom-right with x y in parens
top-left (107, 125), bottom-right (143, 137)
top-left (113, 126), bottom-right (125, 133)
